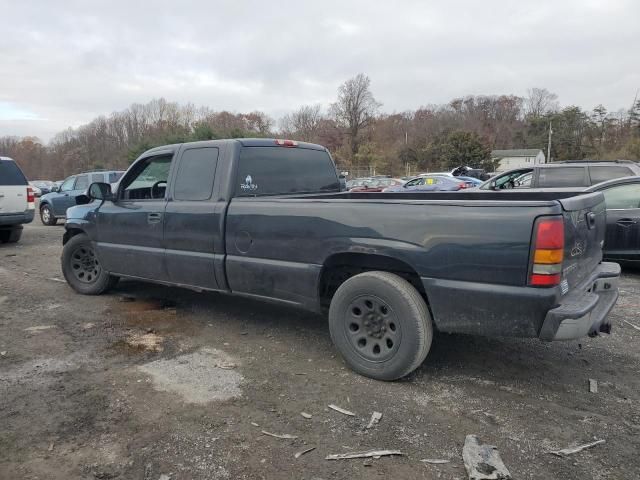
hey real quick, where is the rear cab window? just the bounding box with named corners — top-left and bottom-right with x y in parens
top-left (235, 146), bottom-right (340, 196)
top-left (537, 167), bottom-right (588, 187)
top-left (91, 173), bottom-right (105, 183)
top-left (0, 159), bottom-right (28, 185)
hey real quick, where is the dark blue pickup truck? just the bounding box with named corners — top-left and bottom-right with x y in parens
top-left (61, 139), bottom-right (620, 380)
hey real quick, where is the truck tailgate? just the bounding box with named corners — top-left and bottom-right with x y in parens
top-left (557, 192), bottom-right (606, 293)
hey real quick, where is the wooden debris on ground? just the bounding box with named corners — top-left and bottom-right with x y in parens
top-left (326, 449), bottom-right (403, 460)
top-left (462, 434), bottom-right (511, 480)
top-left (623, 319), bottom-right (640, 331)
top-left (421, 459), bottom-right (450, 464)
top-left (300, 412), bottom-right (312, 419)
top-left (550, 439), bottom-right (605, 457)
top-left (366, 411), bottom-right (383, 429)
top-left (294, 447), bottom-right (315, 459)
top-left (261, 430), bottom-right (298, 440)
top-left (328, 404), bottom-right (356, 416)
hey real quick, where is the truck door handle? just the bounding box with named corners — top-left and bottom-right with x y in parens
top-left (147, 212), bottom-right (162, 224)
top-left (617, 218), bottom-right (637, 226)
top-left (586, 211), bottom-right (596, 229)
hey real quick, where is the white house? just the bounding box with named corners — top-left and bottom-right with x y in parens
top-left (491, 149), bottom-right (546, 172)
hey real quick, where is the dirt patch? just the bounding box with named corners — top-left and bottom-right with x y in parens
top-left (125, 332), bottom-right (164, 352)
top-left (137, 347), bottom-right (243, 404)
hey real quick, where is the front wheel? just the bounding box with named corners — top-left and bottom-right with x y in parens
top-left (61, 233), bottom-right (118, 295)
top-left (40, 204), bottom-right (58, 225)
top-left (328, 271), bottom-right (433, 381)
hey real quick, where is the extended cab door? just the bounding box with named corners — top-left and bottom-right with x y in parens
top-left (163, 144), bottom-right (223, 290)
top-left (95, 152), bottom-right (174, 280)
top-left (599, 182), bottom-right (640, 260)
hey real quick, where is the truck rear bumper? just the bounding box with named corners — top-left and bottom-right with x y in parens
top-left (0, 210), bottom-right (34, 226)
top-left (538, 262), bottom-right (620, 341)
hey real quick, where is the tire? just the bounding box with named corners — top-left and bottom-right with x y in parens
top-left (61, 233), bottom-right (118, 295)
top-left (40, 204), bottom-right (58, 226)
top-left (328, 271), bottom-right (433, 381)
top-left (0, 226), bottom-right (22, 243)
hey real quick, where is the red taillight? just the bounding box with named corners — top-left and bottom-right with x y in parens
top-left (529, 216), bottom-right (564, 287)
top-left (275, 139), bottom-right (298, 147)
top-left (27, 186), bottom-right (35, 203)
top-left (457, 182), bottom-right (468, 189)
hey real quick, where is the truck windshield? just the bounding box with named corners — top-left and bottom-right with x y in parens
top-left (236, 146), bottom-right (340, 196)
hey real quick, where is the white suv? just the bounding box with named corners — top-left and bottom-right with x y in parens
top-left (0, 156), bottom-right (35, 243)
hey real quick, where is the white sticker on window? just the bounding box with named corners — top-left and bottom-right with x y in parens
top-left (240, 174), bottom-right (258, 191)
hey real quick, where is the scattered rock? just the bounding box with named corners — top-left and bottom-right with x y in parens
top-left (126, 333), bottom-right (164, 352)
top-left (462, 435), bottom-right (511, 480)
top-left (366, 411), bottom-right (383, 429)
top-left (589, 379), bottom-right (598, 394)
top-left (0, 351), bottom-right (6, 357)
top-left (300, 412), bottom-right (312, 419)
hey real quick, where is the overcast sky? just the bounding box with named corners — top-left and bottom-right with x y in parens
top-left (1, 0), bottom-right (638, 141)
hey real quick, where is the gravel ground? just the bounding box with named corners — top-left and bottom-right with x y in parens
top-left (1, 221), bottom-right (639, 480)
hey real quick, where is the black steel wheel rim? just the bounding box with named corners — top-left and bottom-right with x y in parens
top-left (344, 294), bottom-right (401, 362)
top-left (70, 245), bottom-right (101, 284)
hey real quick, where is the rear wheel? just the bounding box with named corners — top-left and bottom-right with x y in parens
top-left (40, 204), bottom-right (57, 226)
top-left (0, 226), bottom-right (22, 243)
top-left (61, 233), bottom-right (118, 294)
top-left (328, 271), bottom-right (433, 381)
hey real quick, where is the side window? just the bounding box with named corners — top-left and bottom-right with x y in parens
top-left (235, 147), bottom-right (340, 196)
top-left (589, 166), bottom-right (634, 184)
top-left (74, 175), bottom-right (89, 191)
top-left (60, 177), bottom-right (75, 192)
top-left (537, 167), bottom-right (587, 187)
top-left (405, 178), bottom-right (423, 187)
top-left (601, 184), bottom-right (640, 209)
top-left (174, 147), bottom-right (219, 201)
top-left (91, 173), bottom-right (105, 183)
top-left (121, 155), bottom-right (172, 200)
top-left (514, 172), bottom-right (532, 188)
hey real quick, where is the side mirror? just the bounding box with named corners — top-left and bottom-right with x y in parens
top-left (338, 174), bottom-right (347, 191)
top-left (88, 182), bottom-right (113, 201)
top-left (51, 185), bottom-right (59, 192)
top-left (489, 179), bottom-right (497, 190)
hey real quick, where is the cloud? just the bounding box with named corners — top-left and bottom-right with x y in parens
top-left (1, 0), bottom-right (638, 141)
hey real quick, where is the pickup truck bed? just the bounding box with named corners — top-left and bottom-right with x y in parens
top-left (61, 139), bottom-right (620, 380)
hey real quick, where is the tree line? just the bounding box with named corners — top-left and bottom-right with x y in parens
top-left (2, 74), bottom-right (639, 180)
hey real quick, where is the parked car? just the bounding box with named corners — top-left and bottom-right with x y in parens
top-left (31, 180), bottom-right (54, 195)
top-left (60, 138), bottom-right (619, 381)
top-left (480, 160), bottom-right (640, 190)
top-left (39, 170), bottom-right (124, 225)
top-left (28, 182), bottom-right (42, 197)
top-left (586, 177), bottom-right (640, 264)
top-left (0, 156), bottom-right (35, 243)
top-left (346, 177), bottom-right (373, 189)
top-left (456, 176), bottom-right (483, 188)
top-left (383, 175), bottom-right (468, 192)
top-left (350, 178), bottom-right (403, 192)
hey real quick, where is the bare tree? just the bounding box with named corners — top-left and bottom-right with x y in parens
top-left (331, 74), bottom-right (381, 156)
top-left (525, 88), bottom-right (559, 118)
top-left (280, 104), bottom-right (324, 141)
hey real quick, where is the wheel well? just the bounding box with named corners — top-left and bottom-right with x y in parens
top-left (318, 253), bottom-right (427, 310)
top-left (63, 228), bottom-right (84, 245)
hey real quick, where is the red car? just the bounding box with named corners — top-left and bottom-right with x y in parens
top-left (350, 178), bottom-right (403, 192)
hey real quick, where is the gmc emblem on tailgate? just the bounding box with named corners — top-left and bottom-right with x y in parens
top-left (570, 241), bottom-right (585, 257)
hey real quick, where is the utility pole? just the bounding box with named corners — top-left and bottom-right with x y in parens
top-left (546, 121), bottom-right (553, 163)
